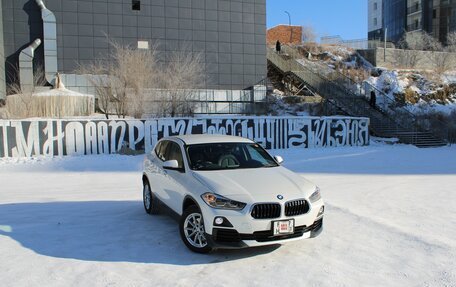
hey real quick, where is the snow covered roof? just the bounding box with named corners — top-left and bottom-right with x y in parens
top-left (33, 88), bottom-right (93, 98)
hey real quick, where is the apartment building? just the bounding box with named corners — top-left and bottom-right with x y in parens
top-left (368, 0), bottom-right (456, 44)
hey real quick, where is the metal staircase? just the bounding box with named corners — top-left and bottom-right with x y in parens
top-left (267, 46), bottom-right (448, 147)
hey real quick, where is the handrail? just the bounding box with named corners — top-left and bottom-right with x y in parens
top-left (277, 44), bottom-right (450, 143)
top-left (268, 47), bottom-right (400, 123)
top-left (282, 45), bottom-right (417, 119)
top-left (268, 50), bottom-right (402, 135)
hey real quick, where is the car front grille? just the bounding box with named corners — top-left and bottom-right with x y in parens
top-left (251, 203), bottom-right (281, 219)
top-left (285, 199), bottom-right (309, 216)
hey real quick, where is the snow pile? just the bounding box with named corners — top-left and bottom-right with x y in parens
top-left (266, 91), bottom-right (312, 116)
top-left (407, 98), bottom-right (456, 115)
top-left (0, 144), bottom-right (455, 286)
top-left (367, 70), bottom-right (456, 115)
top-left (371, 70), bottom-right (405, 94)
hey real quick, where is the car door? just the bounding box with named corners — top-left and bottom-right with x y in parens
top-left (144, 140), bottom-right (170, 201)
top-left (160, 141), bottom-right (189, 214)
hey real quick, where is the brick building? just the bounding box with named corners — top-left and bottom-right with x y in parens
top-left (266, 25), bottom-right (302, 45)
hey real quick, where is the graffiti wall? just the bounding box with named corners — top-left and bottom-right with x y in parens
top-left (0, 117), bottom-right (369, 158)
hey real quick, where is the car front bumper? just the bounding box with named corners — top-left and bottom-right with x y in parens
top-left (200, 199), bottom-right (325, 249)
top-left (206, 217), bottom-right (323, 249)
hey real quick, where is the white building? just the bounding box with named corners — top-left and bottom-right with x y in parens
top-left (368, 0), bottom-right (384, 40)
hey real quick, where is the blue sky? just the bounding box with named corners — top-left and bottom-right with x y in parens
top-left (267, 0), bottom-right (368, 41)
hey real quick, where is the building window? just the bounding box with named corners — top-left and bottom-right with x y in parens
top-left (138, 41), bottom-right (149, 49)
top-left (132, 0), bottom-right (140, 11)
top-left (374, 17), bottom-right (378, 26)
top-left (374, 2), bottom-right (378, 10)
top-left (433, 9), bottom-right (437, 19)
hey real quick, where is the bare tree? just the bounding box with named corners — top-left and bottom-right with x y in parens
top-left (429, 50), bottom-right (454, 75)
top-left (395, 32), bottom-right (442, 68)
top-left (425, 32), bottom-right (456, 76)
top-left (447, 32), bottom-right (456, 52)
top-left (157, 49), bottom-right (206, 117)
top-left (401, 32), bottom-right (429, 50)
top-left (302, 25), bottom-right (317, 43)
top-left (108, 42), bottom-right (159, 118)
top-left (5, 66), bottom-right (47, 118)
top-left (79, 41), bottom-right (159, 118)
top-left (393, 48), bottom-right (420, 68)
top-left (79, 62), bottom-right (113, 119)
top-left (417, 33), bottom-right (456, 75)
top-left (78, 39), bottom-right (206, 118)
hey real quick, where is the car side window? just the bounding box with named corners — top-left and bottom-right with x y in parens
top-left (165, 142), bottom-right (184, 169)
top-left (154, 141), bottom-right (162, 158)
top-left (156, 140), bottom-right (169, 161)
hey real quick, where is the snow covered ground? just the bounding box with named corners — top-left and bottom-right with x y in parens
top-left (1, 142), bottom-right (456, 287)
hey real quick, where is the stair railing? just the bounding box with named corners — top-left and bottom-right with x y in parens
top-left (279, 45), bottom-right (450, 143)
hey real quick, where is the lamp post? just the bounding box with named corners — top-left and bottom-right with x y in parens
top-left (284, 11), bottom-right (292, 44)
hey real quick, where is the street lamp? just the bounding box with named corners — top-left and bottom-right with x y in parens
top-left (284, 11), bottom-right (292, 44)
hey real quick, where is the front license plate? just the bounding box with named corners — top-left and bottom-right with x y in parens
top-left (273, 220), bottom-right (294, 236)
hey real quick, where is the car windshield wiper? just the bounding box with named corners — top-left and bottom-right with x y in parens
top-left (262, 164), bottom-right (278, 168)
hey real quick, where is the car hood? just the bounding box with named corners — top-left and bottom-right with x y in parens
top-left (192, 167), bottom-right (316, 203)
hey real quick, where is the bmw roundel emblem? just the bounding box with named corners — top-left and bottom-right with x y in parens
top-left (277, 195), bottom-right (284, 200)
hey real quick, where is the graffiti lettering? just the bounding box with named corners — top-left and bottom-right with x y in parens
top-left (0, 117), bottom-right (370, 157)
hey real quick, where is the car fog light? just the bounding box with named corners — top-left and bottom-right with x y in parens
top-left (317, 206), bottom-right (324, 217)
top-left (215, 217), bottom-right (224, 225)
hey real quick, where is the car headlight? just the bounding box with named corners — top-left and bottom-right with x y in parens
top-left (309, 187), bottom-right (321, 203)
top-left (201, 193), bottom-right (246, 210)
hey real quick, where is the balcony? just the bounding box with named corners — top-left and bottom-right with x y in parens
top-left (407, 3), bottom-right (422, 15)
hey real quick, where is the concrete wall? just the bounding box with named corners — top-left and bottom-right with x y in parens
top-left (0, 116), bottom-right (370, 157)
top-left (359, 47), bottom-right (456, 70)
top-left (1, 0), bottom-right (267, 91)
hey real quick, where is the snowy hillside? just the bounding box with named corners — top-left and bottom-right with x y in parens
top-left (1, 142), bottom-right (455, 286)
top-left (367, 70), bottom-right (456, 115)
top-left (298, 43), bottom-right (456, 116)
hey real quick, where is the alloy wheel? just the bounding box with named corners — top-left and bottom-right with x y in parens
top-left (183, 213), bottom-right (207, 248)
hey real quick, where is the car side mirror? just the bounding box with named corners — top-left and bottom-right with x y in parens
top-left (163, 160), bottom-right (180, 170)
top-left (274, 156), bottom-right (284, 164)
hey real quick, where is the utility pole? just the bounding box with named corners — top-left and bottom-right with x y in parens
top-left (285, 11), bottom-right (292, 44)
top-left (384, 27), bottom-right (388, 62)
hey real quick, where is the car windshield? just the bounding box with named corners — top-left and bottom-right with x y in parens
top-left (186, 142), bottom-right (279, 171)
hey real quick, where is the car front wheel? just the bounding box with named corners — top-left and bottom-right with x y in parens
top-left (179, 205), bottom-right (212, 253)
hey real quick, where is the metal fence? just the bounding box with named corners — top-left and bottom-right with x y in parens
top-left (321, 36), bottom-right (395, 50)
top-left (140, 81), bottom-right (270, 116)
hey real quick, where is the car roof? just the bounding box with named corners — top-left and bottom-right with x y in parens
top-left (166, 134), bottom-right (254, 145)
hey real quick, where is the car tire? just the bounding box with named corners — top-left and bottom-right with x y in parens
top-left (179, 205), bottom-right (213, 253)
top-left (143, 180), bottom-right (159, 215)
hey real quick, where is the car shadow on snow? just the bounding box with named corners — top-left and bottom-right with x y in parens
top-left (0, 201), bottom-right (279, 265)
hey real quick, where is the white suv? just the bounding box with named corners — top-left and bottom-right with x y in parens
top-left (142, 134), bottom-right (324, 253)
